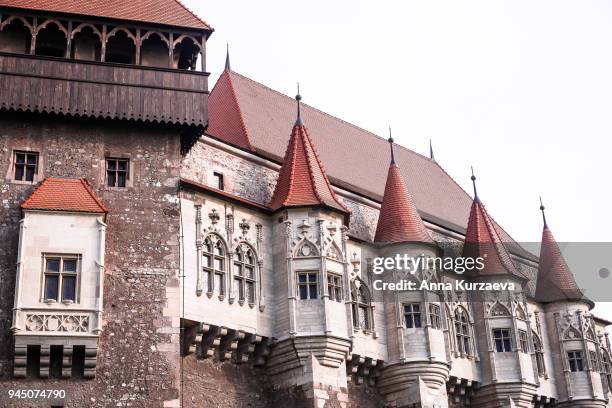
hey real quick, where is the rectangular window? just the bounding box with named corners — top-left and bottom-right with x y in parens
top-left (14, 151), bottom-right (38, 182)
top-left (568, 351), bottom-right (584, 372)
top-left (429, 304), bottom-right (441, 329)
top-left (327, 274), bottom-right (343, 302)
top-left (519, 330), bottom-right (529, 354)
top-left (106, 158), bottom-right (129, 188)
top-left (493, 328), bottom-right (512, 352)
top-left (404, 303), bottom-right (422, 328)
top-left (589, 351), bottom-right (599, 372)
top-left (43, 255), bottom-right (79, 303)
top-left (213, 272), bottom-right (224, 296)
top-left (213, 172), bottom-right (224, 190)
top-left (297, 272), bottom-right (318, 300)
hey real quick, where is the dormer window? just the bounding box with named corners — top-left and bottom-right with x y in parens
top-left (43, 255), bottom-right (80, 303)
top-left (14, 151), bottom-right (38, 182)
top-left (106, 158), bottom-right (129, 188)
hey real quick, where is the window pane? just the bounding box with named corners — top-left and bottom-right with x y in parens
top-left (45, 275), bottom-right (59, 300)
top-left (503, 339), bottom-right (511, 352)
top-left (14, 165), bottom-right (24, 181)
top-left (203, 255), bottom-right (211, 268)
top-left (107, 160), bottom-right (116, 170)
top-left (25, 166), bottom-right (35, 182)
top-left (214, 258), bottom-right (224, 270)
top-left (234, 264), bottom-right (242, 276)
top-left (62, 276), bottom-right (76, 301)
top-left (118, 160), bottom-right (128, 171)
top-left (63, 259), bottom-right (77, 272)
top-left (298, 274), bottom-right (307, 283)
top-left (405, 316), bottom-right (413, 328)
top-left (26, 154), bottom-right (37, 165)
top-left (46, 259), bottom-right (60, 272)
top-left (15, 153), bottom-right (25, 164)
top-left (308, 273), bottom-right (317, 282)
top-left (414, 314), bottom-right (422, 328)
top-left (246, 282), bottom-right (254, 303)
top-left (214, 274), bottom-right (223, 294)
top-left (246, 266), bottom-right (254, 279)
top-left (299, 285), bottom-right (308, 300)
top-left (413, 304), bottom-right (420, 313)
top-left (107, 172), bottom-right (116, 187)
top-left (309, 284), bottom-right (318, 299)
top-left (117, 173), bottom-right (126, 188)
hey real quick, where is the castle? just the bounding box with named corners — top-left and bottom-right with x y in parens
top-left (0, 1), bottom-right (611, 407)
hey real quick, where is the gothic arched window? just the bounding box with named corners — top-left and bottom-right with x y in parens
top-left (351, 281), bottom-right (372, 331)
top-left (533, 332), bottom-right (546, 377)
top-left (602, 349), bottom-right (612, 392)
top-left (234, 244), bottom-right (256, 305)
top-left (203, 235), bottom-right (226, 297)
top-left (454, 307), bottom-right (471, 356)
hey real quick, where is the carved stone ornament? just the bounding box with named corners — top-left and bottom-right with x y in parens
top-left (25, 313), bottom-right (89, 333)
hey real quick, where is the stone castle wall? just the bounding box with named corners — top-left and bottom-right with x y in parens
top-left (0, 114), bottom-right (182, 407)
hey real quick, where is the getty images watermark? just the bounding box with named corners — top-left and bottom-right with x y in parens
top-left (367, 242), bottom-right (612, 302)
top-left (369, 254), bottom-right (520, 292)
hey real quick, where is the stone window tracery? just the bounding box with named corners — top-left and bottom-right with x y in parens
top-left (568, 351), bottom-right (584, 372)
top-left (351, 280), bottom-right (372, 330)
top-left (297, 272), bottom-right (318, 300)
top-left (327, 274), bottom-right (343, 302)
top-left (429, 304), bottom-right (441, 329)
top-left (403, 303), bottom-right (422, 329)
top-left (493, 328), bottom-right (512, 352)
top-left (203, 235), bottom-right (227, 298)
top-left (455, 307), bottom-right (471, 356)
top-left (42, 254), bottom-right (80, 304)
top-left (533, 332), bottom-right (546, 377)
top-left (234, 244), bottom-right (256, 305)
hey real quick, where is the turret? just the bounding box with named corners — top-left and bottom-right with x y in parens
top-left (374, 132), bottom-right (449, 407)
top-left (536, 200), bottom-right (606, 407)
top-left (265, 89), bottom-right (352, 407)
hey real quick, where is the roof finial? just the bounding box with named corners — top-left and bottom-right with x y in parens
top-left (540, 197), bottom-right (548, 228)
top-left (429, 139), bottom-right (435, 161)
top-left (388, 126), bottom-right (395, 164)
top-left (225, 43), bottom-right (231, 71)
top-left (295, 83), bottom-right (303, 125)
top-left (471, 166), bottom-right (480, 202)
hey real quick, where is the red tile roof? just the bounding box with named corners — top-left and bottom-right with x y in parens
top-left (21, 178), bottom-right (108, 214)
top-left (535, 225), bottom-right (584, 303)
top-left (375, 161), bottom-right (434, 244)
top-left (207, 70), bottom-right (252, 150)
top-left (462, 197), bottom-right (527, 280)
top-left (0, 0), bottom-right (212, 30)
top-left (206, 70), bottom-right (533, 261)
top-left (268, 116), bottom-right (350, 216)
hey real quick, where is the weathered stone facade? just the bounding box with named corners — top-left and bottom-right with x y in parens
top-left (0, 114), bottom-right (182, 407)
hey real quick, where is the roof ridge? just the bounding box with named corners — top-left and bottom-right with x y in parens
top-left (172, 0), bottom-right (213, 30)
top-left (228, 71), bottom-right (431, 162)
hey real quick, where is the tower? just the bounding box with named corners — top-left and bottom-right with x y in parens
top-left (535, 201), bottom-right (607, 407)
top-left (374, 135), bottom-right (450, 407)
top-left (266, 90), bottom-right (353, 406)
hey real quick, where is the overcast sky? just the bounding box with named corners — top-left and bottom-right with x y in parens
top-left (187, 0), bottom-right (612, 317)
top-left (190, 0), bottom-right (611, 244)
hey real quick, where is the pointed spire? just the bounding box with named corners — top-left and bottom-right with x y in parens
top-left (375, 134), bottom-right (434, 245)
top-left (462, 172), bottom-right (526, 279)
top-left (388, 127), bottom-right (395, 164)
top-left (470, 166), bottom-right (479, 203)
top-left (535, 201), bottom-right (586, 304)
top-left (268, 92), bottom-right (349, 218)
top-left (224, 43), bottom-right (231, 71)
top-left (429, 139), bottom-right (435, 161)
top-left (295, 83), bottom-right (303, 126)
top-left (539, 197), bottom-right (548, 229)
